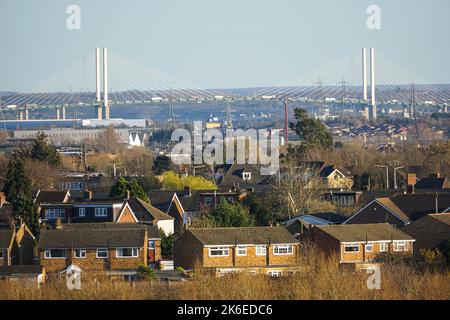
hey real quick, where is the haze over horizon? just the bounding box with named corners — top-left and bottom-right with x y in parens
top-left (1, 0), bottom-right (449, 92)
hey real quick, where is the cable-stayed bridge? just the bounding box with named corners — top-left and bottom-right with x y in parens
top-left (0, 48), bottom-right (449, 122)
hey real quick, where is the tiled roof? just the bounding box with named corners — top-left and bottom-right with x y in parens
top-left (38, 223), bottom-right (146, 249)
top-left (129, 197), bottom-right (174, 222)
top-left (35, 190), bottom-right (69, 204)
top-left (415, 177), bottom-right (450, 189)
top-left (315, 223), bottom-right (414, 242)
top-left (0, 265), bottom-right (44, 276)
top-left (186, 226), bottom-right (298, 245)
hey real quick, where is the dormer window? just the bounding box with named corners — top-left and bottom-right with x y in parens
top-left (242, 172), bottom-right (252, 181)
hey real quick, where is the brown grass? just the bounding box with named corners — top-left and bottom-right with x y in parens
top-left (1, 246), bottom-right (449, 300)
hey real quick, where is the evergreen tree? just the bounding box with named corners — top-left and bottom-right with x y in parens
top-left (3, 155), bottom-right (39, 235)
top-left (291, 108), bottom-right (333, 150)
top-left (30, 132), bottom-right (61, 165)
top-left (242, 193), bottom-right (272, 226)
top-left (210, 200), bottom-right (254, 227)
top-left (109, 177), bottom-right (150, 203)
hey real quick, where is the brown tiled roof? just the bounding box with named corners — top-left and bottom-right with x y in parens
top-left (0, 229), bottom-right (14, 248)
top-left (35, 190), bottom-right (69, 204)
top-left (402, 213), bottom-right (450, 251)
top-left (187, 226), bottom-right (297, 245)
top-left (376, 198), bottom-right (410, 221)
top-left (37, 223), bottom-right (146, 249)
top-left (129, 197), bottom-right (174, 222)
top-left (315, 223), bottom-right (414, 242)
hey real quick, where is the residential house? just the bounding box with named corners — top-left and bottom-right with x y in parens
top-left (0, 265), bottom-right (46, 288)
top-left (322, 191), bottom-right (362, 208)
top-left (344, 193), bottom-right (450, 227)
top-left (0, 224), bottom-right (35, 266)
top-left (149, 188), bottom-right (242, 231)
top-left (415, 174), bottom-right (450, 191)
top-left (174, 226), bottom-right (299, 276)
top-left (38, 223), bottom-right (150, 274)
top-left (309, 224), bottom-right (415, 264)
top-left (302, 161), bottom-right (353, 190)
top-left (402, 213), bottom-right (450, 256)
top-left (216, 163), bottom-right (271, 192)
top-left (128, 197), bottom-right (174, 235)
top-left (283, 212), bottom-right (347, 238)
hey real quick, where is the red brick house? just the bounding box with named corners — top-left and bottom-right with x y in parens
top-left (309, 223), bottom-right (415, 264)
top-left (174, 226), bottom-right (299, 276)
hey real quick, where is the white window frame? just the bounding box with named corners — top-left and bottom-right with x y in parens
top-left (44, 248), bottom-right (67, 259)
top-left (267, 270), bottom-right (282, 277)
top-left (148, 240), bottom-right (155, 249)
top-left (273, 245), bottom-right (293, 255)
top-left (74, 248), bottom-right (86, 259)
top-left (94, 207), bottom-right (108, 217)
top-left (380, 242), bottom-right (389, 252)
top-left (96, 248), bottom-right (109, 258)
top-left (208, 246), bottom-right (230, 257)
top-left (236, 246), bottom-right (247, 256)
top-left (394, 241), bottom-right (407, 252)
top-left (116, 247), bottom-right (139, 258)
top-left (78, 208), bottom-right (86, 217)
top-left (344, 244), bottom-right (360, 253)
top-left (365, 243), bottom-right (373, 252)
top-left (256, 245), bottom-right (267, 256)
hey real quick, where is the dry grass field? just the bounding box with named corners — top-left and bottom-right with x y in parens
top-left (1, 246), bottom-right (449, 300)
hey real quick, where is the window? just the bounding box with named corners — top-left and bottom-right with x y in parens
top-left (273, 245), bottom-right (293, 255)
top-left (74, 248), bottom-right (86, 259)
top-left (344, 244), bottom-right (360, 253)
top-left (380, 242), bottom-right (388, 252)
top-left (209, 247), bottom-right (230, 257)
top-left (236, 246), bottom-right (247, 256)
top-left (204, 197), bottom-right (212, 206)
top-left (267, 270), bottom-right (282, 277)
top-left (365, 244), bottom-right (373, 252)
top-left (148, 241), bottom-right (155, 249)
top-left (94, 208), bottom-right (108, 217)
top-left (256, 245), bottom-right (267, 256)
top-left (394, 241), bottom-right (408, 252)
top-left (78, 208), bottom-right (86, 217)
top-left (0, 249), bottom-right (5, 259)
top-left (116, 248), bottom-right (138, 258)
top-left (96, 248), bottom-right (108, 258)
top-left (242, 172), bottom-right (252, 181)
top-left (45, 208), bottom-right (65, 220)
top-left (45, 249), bottom-right (67, 259)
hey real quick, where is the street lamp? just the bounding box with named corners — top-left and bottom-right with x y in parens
top-left (393, 166), bottom-right (405, 190)
top-left (375, 165), bottom-right (389, 190)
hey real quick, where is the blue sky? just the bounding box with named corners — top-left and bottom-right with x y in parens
top-left (0, 0), bottom-right (449, 91)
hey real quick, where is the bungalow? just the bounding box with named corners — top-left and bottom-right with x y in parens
top-left (402, 213), bottom-right (450, 257)
top-left (37, 223), bottom-right (150, 274)
top-left (309, 223), bottom-right (415, 264)
top-left (0, 224), bottom-right (35, 266)
top-left (174, 226), bottom-right (299, 277)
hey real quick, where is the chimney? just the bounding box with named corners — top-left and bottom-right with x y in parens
top-left (95, 47), bottom-right (102, 120)
top-left (362, 48), bottom-right (368, 101)
top-left (56, 218), bottom-right (63, 229)
top-left (183, 186), bottom-right (191, 198)
top-left (83, 189), bottom-right (93, 201)
top-left (370, 48), bottom-right (377, 122)
top-left (103, 47), bottom-right (110, 120)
